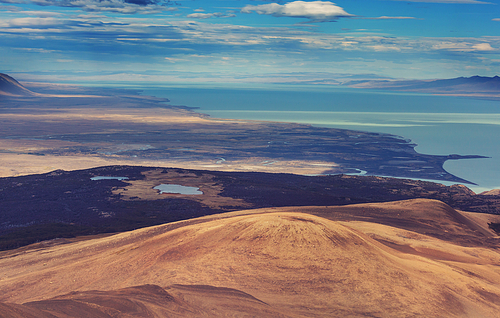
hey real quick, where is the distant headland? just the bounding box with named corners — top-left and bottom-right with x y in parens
top-left (343, 75), bottom-right (500, 100)
top-left (0, 73), bottom-right (38, 97)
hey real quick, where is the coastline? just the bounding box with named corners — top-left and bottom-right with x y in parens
top-left (3, 82), bottom-right (498, 192)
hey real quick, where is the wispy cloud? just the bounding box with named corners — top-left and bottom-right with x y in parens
top-left (241, 1), bottom-right (353, 23)
top-left (1, 17), bottom-right (66, 28)
top-left (0, 0), bottom-right (179, 14)
top-left (0, 2), bottom-right (498, 80)
top-left (15, 47), bottom-right (57, 53)
top-left (187, 12), bottom-right (236, 19)
top-left (432, 40), bottom-right (496, 52)
top-left (164, 57), bottom-right (186, 62)
top-left (0, 4), bottom-right (21, 9)
top-left (0, 16), bottom-right (129, 29)
top-left (17, 10), bottom-right (62, 17)
top-left (0, 13), bottom-right (497, 56)
top-left (0, 0), bottom-right (25, 3)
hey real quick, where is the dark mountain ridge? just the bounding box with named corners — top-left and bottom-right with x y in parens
top-left (398, 75), bottom-right (500, 91)
top-left (345, 75), bottom-right (500, 95)
top-left (0, 73), bottom-right (37, 97)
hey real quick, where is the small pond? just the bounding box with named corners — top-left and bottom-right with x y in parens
top-left (153, 184), bottom-right (203, 195)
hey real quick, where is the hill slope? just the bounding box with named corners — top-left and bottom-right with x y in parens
top-left (2, 165), bottom-right (499, 251)
top-left (1, 199), bottom-right (499, 317)
top-left (0, 284), bottom-right (293, 318)
top-left (0, 73), bottom-right (37, 97)
top-left (278, 199), bottom-right (499, 245)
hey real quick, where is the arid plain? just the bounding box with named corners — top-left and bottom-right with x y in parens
top-left (0, 74), bottom-right (484, 184)
top-left (1, 74), bottom-right (500, 317)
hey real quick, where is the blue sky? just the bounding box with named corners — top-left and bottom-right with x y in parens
top-left (0, 0), bottom-right (499, 84)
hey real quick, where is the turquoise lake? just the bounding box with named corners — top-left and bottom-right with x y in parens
top-left (137, 84), bottom-right (500, 193)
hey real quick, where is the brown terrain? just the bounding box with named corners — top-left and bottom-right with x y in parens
top-left (0, 199), bottom-right (499, 317)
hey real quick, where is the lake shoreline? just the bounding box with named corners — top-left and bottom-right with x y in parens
top-left (137, 85), bottom-right (499, 191)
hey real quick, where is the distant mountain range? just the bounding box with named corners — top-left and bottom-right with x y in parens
top-left (2, 72), bottom-right (500, 98)
top-left (344, 75), bottom-right (500, 97)
top-left (0, 73), bottom-right (39, 97)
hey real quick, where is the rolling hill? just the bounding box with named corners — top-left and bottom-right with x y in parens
top-left (0, 284), bottom-right (293, 318)
top-left (0, 199), bottom-right (499, 317)
top-left (1, 165), bottom-right (500, 251)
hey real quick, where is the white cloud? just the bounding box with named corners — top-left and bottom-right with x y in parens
top-left (21, 10), bottom-right (62, 17)
top-left (15, 47), bottom-right (57, 53)
top-left (432, 42), bottom-right (468, 50)
top-left (2, 15), bottom-right (496, 57)
top-left (5, 17), bottom-right (62, 27)
top-left (369, 45), bottom-right (401, 52)
top-left (241, 1), bottom-right (353, 22)
top-left (186, 12), bottom-right (236, 19)
top-left (76, 13), bottom-right (108, 18)
top-left (493, 18), bottom-right (500, 22)
top-left (164, 57), bottom-right (185, 63)
top-left (472, 43), bottom-right (495, 51)
top-left (1, 12), bottom-right (499, 81)
top-left (432, 41), bottom-right (495, 52)
top-left (186, 13), bottom-right (214, 19)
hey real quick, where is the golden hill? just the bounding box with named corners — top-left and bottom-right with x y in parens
top-left (0, 284), bottom-right (293, 318)
top-left (0, 199), bottom-right (499, 317)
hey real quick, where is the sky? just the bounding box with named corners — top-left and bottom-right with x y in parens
top-left (0, 0), bottom-right (499, 84)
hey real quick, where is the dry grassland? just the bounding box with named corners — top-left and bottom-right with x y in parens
top-left (1, 199), bottom-right (499, 317)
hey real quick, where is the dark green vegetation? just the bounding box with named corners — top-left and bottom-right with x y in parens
top-left (1, 165), bottom-right (499, 250)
